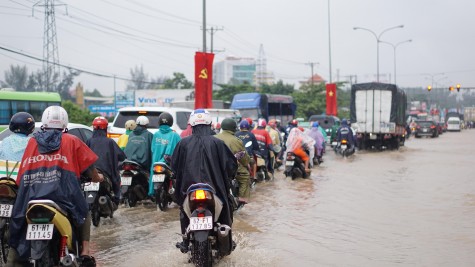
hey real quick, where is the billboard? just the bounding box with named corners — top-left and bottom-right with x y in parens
top-left (134, 89), bottom-right (194, 107)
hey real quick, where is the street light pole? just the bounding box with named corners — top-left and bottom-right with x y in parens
top-left (202, 0), bottom-right (207, 53)
top-left (353, 25), bottom-right (404, 82)
top-left (380, 39), bottom-right (412, 84)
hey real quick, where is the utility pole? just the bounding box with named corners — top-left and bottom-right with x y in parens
top-left (33, 0), bottom-right (65, 91)
top-left (202, 0), bottom-right (207, 52)
top-left (207, 26), bottom-right (223, 53)
top-left (305, 62), bottom-right (318, 86)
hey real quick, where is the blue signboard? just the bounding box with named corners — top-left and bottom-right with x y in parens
top-left (115, 91), bottom-right (135, 109)
top-left (89, 105), bottom-right (116, 117)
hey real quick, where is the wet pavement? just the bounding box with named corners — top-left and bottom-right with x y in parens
top-left (92, 130), bottom-right (475, 267)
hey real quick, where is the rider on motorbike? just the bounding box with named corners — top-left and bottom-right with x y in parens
top-left (307, 121), bottom-right (325, 164)
top-left (216, 118), bottom-right (251, 204)
top-left (148, 112), bottom-right (181, 196)
top-left (336, 119), bottom-right (356, 150)
top-left (124, 116), bottom-right (153, 172)
top-left (285, 127), bottom-right (315, 173)
top-left (0, 112), bottom-right (35, 162)
top-left (117, 120), bottom-right (137, 150)
top-left (252, 119), bottom-right (274, 178)
top-left (267, 119), bottom-right (282, 166)
top-left (87, 116), bottom-right (126, 206)
top-left (7, 106), bottom-right (102, 266)
top-left (235, 120), bottom-right (259, 181)
top-left (172, 109), bottom-right (237, 253)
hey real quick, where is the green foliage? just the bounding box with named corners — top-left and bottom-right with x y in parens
top-left (62, 100), bottom-right (99, 126)
top-left (260, 80), bottom-right (295, 95)
top-left (292, 83), bottom-right (326, 119)
top-left (163, 72), bottom-right (193, 89)
top-left (213, 83), bottom-right (255, 103)
top-left (84, 89), bottom-right (103, 97)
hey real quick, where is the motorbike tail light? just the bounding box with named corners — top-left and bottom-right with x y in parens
top-left (341, 139), bottom-right (347, 144)
top-left (153, 165), bottom-right (164, 173)
top-left (430, 125), bottom-right (436, 129)
top-left (27, 205), bottom-right (55, 223)
top-left (197, 213), bottom-right (205, 218)
top-left (122, 164), bottom-right (136, 171)
top-left (107, 132), bottom-right (121, 139)
top-left (190, 189), bottom-right (212, 201)
top-left (0, 184), bottom-right (16, 198)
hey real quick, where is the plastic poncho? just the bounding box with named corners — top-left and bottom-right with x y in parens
top-left (172, 124), bottom-right (237, 226)
top-left (149, 125), bottom-right (181, 195)
top-left (117, 129), bottom-right (133, 150)
top-left (10, 130), bottom-right (97, 259)
top-left (0, 133), bottom-right (30, 161)
top-left (124, 126), bottom-right (153, 171)
top-left (285, 128), bottom-right (315, 162)
top-left (308, 127), bottom-right (325, 156)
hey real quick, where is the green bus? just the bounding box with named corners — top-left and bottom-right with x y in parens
top-left (0, 90), bottom-right (62, 127)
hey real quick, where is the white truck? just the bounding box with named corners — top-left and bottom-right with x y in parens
top-left (350, 83), bottom-right (407, 150)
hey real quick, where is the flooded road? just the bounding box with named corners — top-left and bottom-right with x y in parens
top-left (91, 130), bottom-right (475, 267)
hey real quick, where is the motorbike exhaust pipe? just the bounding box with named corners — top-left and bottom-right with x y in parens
top-left (98, 196), bottom-right (112, 216)
top-left (217, 224), bottom-right (232, 256)
top-left (168, 187), bottom-right (175, 195)
top-left (61, 253), bottom-right (79, 267)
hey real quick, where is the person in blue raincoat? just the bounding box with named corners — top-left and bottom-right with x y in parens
top-left (148, 112), bottom-right (180, 196)
top-left (0, 112), bottom-right (35, 162)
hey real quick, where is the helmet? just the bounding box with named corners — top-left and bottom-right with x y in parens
top-left (258, 118), bottom-right (267, 128)
top-left (158, 112), bottom-right (173, 127)
top-left (312, 121), bottom-right (319, 128)
top-left (221, 118), bottom-right (237, 132)
top-left (239, 120), bottom-right (250, 130)
top-left (41, 106), bottom-right (68, 129)
top-left (268, 119), bottom-right (277, 128)
top-left (189, 109), bottom-right (212, 126)
top-left (92, 116), bottom-right (108, 130)
top-left (290, 119), bottom-right (298, 126)
top-left (298, 126), bottom-right (305, 132)
top-left (125, 120), bottom-right (137, 131)
top-left (245, 117), bottom-right (253, 126)
top-left (136, 116), bottom-right (149, 126)
top-left (215, 122), bottom-right (221, 129)
top-left (9, 112), bottom-right (35, 135)
top-left (341, 119), bottom-right (348, 126)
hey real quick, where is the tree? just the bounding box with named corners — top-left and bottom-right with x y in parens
top-left (260, 80), bottom-right (295, 95)
top-left (84, 89), bottom-right (103, 97)
top-left (292, 83), bottom-right (326, 119)
top-left (127, 65), bottom-right (148, 90)
top-left (213, 83), bottom-right (255, 103)
top-left (3, 65), bottom-right (29, 91)
top-left (163, 72), bottom-right (193, 89)
top-left (56, 69), bottom-right (79, 100)
top-left (61, 100), bottom-right (99, 125)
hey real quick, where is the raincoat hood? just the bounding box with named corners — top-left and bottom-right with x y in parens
top-left (159, 124), bottom-right (173, 134)
top-left (34, 129), bottom-right (62, 154)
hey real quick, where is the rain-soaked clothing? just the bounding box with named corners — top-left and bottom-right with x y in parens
top-left (149, 125), bottom-right (180, 196)
top-left (9, 130), bottom-right (98, 259)
top-left (215, 129), bottom-right (251, 199)
top-left (172, 124), bottom-right (237, 233)
top-left (124, 126), bottom-right (153, 171)
top-left (0, 133), bottom-right (30, 161)
top-left (117, 129), bottom-right (133, 150)
top-left (308, 127), bottom-right (325, 157)
top-left (286, 128), bottom-right (315, 163)
top-left (87, 129), bottom-right (126, 201)
top-left (235, 130), bottom-right (259, 158)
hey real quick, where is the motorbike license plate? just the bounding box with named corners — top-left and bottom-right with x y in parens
top-left (285, 160), bottom-right (294, 166)
top-left (189, 216), bottom-right (213, 231)
top-left (0, 204), bottom-right (13, 217)
top-left (331, 141), bottom-right (337, 146)
top-left (26, 224), bottom-right (54, 240)
top-left (341, 145), bottom-right (347, 149)
top-left (152, 174), bottom-right (165, 183)
top-left (423, 129), bottom-right (427, 132)
top-left (121, 176), bottom-right (132, 186)
top-left (83, 182), bottom-right (100, 191)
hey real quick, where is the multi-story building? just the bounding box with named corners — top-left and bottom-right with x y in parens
top-left (213, 56), bottom-right (256, 86)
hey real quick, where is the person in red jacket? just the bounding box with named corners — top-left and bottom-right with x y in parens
top-left (252, 118), bottom-right (274, 178)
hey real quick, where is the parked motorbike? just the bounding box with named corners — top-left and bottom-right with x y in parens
top-left (83, 171), bottom-right (116, 227)
top-left (177, 183), bottom-right (235, 267)
top-left (0, 177), bottom-right (18, 264)
top-left (119, 160), bottom-right (149, 207)
top-left (283, 151), bottom-right (309, 180)
top-left (151, 162), bottom-right (176, 211)
top-left (335, 139), bottom-right (355, 157)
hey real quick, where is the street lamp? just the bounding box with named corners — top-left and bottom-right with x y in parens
top-left (380, 39), bottom-right (412, 84)
top-left (353, 25), bottom-right (404, 82)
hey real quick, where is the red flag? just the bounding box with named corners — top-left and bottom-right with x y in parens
top-left (326, 83), bottom-right (337, 116)
top-left (194, 52), bottom-right (215, 109)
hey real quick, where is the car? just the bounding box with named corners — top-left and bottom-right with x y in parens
top-left (446, 117), bottom-right (461, 132)
top-left (414, 120), bottom-right (439, 138)
top-left (0, 122), bottom-right (93, 144)
top-left (307, 114), bottom-right (341, 143)
top-left (107, 106), bottom-right (193, 141)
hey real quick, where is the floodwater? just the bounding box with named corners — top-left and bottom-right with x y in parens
top-left (91, 130), bottom-right (475, 267)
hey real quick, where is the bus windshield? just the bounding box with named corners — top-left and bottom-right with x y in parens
top-left (0, 91), bottom-right (61, 125)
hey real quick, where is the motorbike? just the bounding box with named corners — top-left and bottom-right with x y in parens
top-left (83, 171), bottom-right (116, 227)
top-left (0, 177), bottom-right (18, 264)
top-left (177, 183), bottom-right (235, 267)
top-left (334, 139), bottom-right (355, 157)
top-left (255, 154), bottom-right (270, 182)
top-left (283, 151), bottom-right (309, 180)
top-left (119, 160), bottom-right (150, 207)
top-left (151, 162), bottom-right (176, 211)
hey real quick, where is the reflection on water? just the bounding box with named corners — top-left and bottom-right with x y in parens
top-left (92, 131), bottom-right (475, 267)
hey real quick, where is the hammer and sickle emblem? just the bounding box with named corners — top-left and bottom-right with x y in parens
top-left (199, 68), bottom-right (208, 79)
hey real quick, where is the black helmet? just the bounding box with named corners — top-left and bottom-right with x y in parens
top-left (10, 112), bottom-right (35, 135)
top-left (158, 112), bottom-right (173, 126)
top-left (221, 118), bottom-right (237, 132)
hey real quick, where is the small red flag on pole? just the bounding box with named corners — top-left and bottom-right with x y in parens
top-left (194, 52), bottom-right (215, 109)
top-left (326, 83), bottom-right (337, 116)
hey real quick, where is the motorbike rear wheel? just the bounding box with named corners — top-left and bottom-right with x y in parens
top-left (0, 220), bottom-right (9, 264)
top-left (192, 240), bottom-right (213, 267)
top-left (92, 208), bottom-right (101, 227)
top-left (156, 187), bottom-right (168, 211)
top-left (35, 245), bottom-right (54, 267)
top-left (128, 192), bottom-right (137, 208)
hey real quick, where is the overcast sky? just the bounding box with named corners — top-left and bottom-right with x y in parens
top-left (1, 0), bottom-right (474, 96)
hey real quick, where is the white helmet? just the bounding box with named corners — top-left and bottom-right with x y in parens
top-left (189, 109), bottom-right (212, 126)
top-left (136, 115), bottom-right (149, 126)
top-left (41, 106), bottom-right (68, 129)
